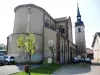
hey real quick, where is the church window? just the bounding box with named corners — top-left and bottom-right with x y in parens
top-left (58, 26), bottom-right (65, 34)
top-left (61, 28), bottom-right (65, 33)
top-left (45, 19), bottom-right (49, 28)
top-left (51, 24), bottom-right (55, 30)
top-left (78, 28), bottom-right (81, 32)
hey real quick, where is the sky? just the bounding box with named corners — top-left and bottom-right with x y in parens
top-left (0, 0), bottom-right (99, 48)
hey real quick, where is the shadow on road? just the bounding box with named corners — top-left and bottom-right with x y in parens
top-left (15, 64), bottom-right (24, 70)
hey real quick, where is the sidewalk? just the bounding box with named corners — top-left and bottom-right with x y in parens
top-left (51, 64), bottom-right (91, 75)
top-left (51, 63), bottom-right (100, 75)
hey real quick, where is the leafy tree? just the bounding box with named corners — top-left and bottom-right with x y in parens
top-left (0, 46), bottom-right (3, 50)
top-left (17, 33), bottom-right (37, 75)
top-left (0, 43), bottom-right (6, 50)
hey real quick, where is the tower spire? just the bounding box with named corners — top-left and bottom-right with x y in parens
top-left (76, 1), bottom-right (81, 21)
top-left (75, 1), bottom-right (84, 26)
top-left (77, 2), bottom-right (81, 17)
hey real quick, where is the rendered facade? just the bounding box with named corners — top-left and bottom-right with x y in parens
top-left (92, 32), bottom-right (100, 60)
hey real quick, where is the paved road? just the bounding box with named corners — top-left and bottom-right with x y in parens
top-left (0, 64), bottom-right (40, 75)
top-left (52, 64), bottom-right (100, 75)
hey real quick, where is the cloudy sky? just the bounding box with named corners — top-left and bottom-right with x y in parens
top-left (0, 0), bottom-right (99, 48)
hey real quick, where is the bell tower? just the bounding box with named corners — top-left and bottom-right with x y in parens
top-left (75, 3), bottom-right (86, 57)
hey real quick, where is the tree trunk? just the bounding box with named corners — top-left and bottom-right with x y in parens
top-left (52, 50), bottom-right (54, 63)
top-left (29, 53), bottom-right (31, 75)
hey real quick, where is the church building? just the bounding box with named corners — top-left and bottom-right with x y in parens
top-left (7, 4), bottom-right (76, 64)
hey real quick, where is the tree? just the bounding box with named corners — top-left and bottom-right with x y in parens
top-left (17, 33), bottom-right (37, 75)
top-left (0, 43), bottom-right (6, 50)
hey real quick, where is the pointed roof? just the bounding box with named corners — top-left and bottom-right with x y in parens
top-left (77, 3), bottom-right (81, 17)
top-left (97, 32), bottom-right (100, 37)
top-left (92, 32), bottom-right (100, 47)
top-left (75, 2), bottom-right (84, 27)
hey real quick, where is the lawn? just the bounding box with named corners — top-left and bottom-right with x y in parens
top-left (12, 64), bottom-right (61, 75)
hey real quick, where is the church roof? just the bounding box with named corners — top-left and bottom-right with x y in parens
top-left (54, 17), bottom-right (68, 22)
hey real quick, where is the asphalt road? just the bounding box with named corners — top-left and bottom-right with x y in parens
top-left (0, 64), bottom-right (40, 75)
top-left (52, 64), bottom-right (100, 75)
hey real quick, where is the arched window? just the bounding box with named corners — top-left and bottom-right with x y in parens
top-left (50, 24), bottom-right (53, 29)
top-left (45, 19), bottom-right (49, 28)
top-left (50, 23), bottom-right (55, 30)
top-left (58, 25), bottom-right (65, 34)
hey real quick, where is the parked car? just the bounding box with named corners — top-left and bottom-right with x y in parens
top-left (0, 56), bottom-right (5, 65)
top-left (85, 58), bottom-right (91, 63)
top-left (79, 58), bottom-right (85, 62)
top-left (4, 55), bottom-right (15, 65)
top-left (72, 57), bottom-right (79, 63)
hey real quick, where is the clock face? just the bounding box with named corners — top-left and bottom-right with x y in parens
top-left (78, 17), bottom-right (81, 19)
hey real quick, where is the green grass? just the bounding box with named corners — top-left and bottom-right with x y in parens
top-left (12, 64), bottom-right (61, 75)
